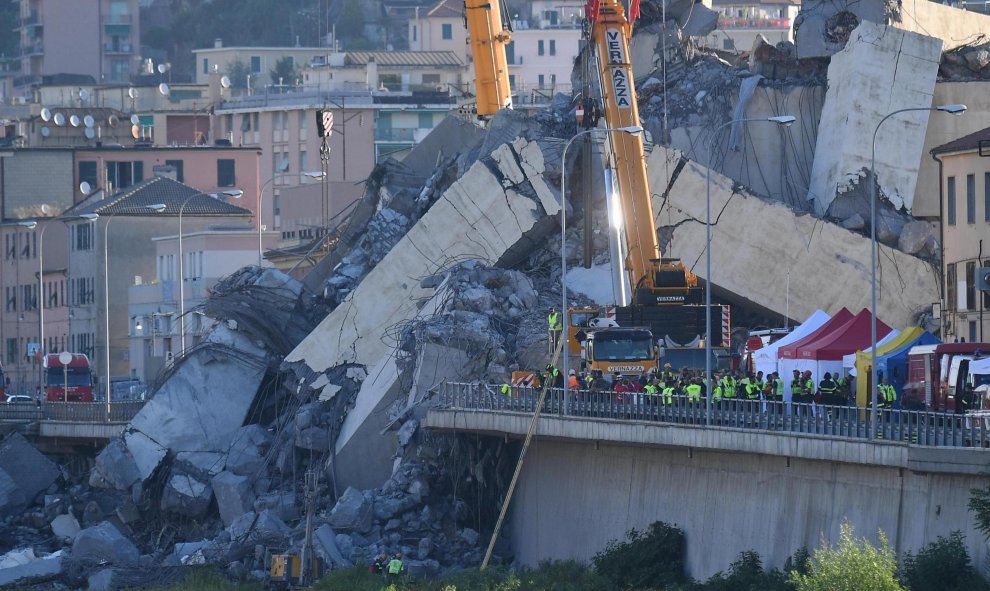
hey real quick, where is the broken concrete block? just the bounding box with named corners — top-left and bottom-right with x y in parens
top-left (253, 510), bottom-right (290, 536)
top-left (897, 220), bottom-right (936, 255)
top-left (225, 424), bottom-right (272, 476)
top-left (91, 438), bottom-right (142, 491)
top-left (840, 214), bottom-right (865, 231)
top-left (50, 513), bottom-right (81, 543)
top-left (295, 427), bottom-right (330, 451)
top-left (0, 467), bottom-right (26, 518)
top-left (807, 22), bottom-right (942, 215)
top-left (0, 433), bottom-right (59, 505)
top-left (0, 551), bottom-right (63, 587)
top-left (122, 430), bottom-right (167, 483)
top-left (460, 527), bottom-right (480, 546)
top-left (161, 472), bottom-right (213, 517)
top-left (313, 524), bottom-right (354, 568)
top-left (328, 487), bottom-right (374, 533)
top-left (253, 491), bottom-right (299, 522)
top-left (227, 511), bottom-right (256, 539)
top-left (397, 420), bottom-right (418, 447)
top-left (212, 471), bottom-right (256, 528)
top-left (71, 521), bottom-right (139, 565)
top-left (174, 451), bottom-right (227, 477)
top-left (87, 568), bottom-right (119, 591)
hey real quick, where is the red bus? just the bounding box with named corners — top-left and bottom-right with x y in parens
top-left (43, 353), bottom-right (96, 402)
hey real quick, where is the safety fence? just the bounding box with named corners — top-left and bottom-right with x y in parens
top-left (435, 382), bottom-right (990, 448)
top-left (0, 400), bottom-right (146, 423)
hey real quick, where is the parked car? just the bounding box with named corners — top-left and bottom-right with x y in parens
top-left (5, 395), bottom-right (34, 404)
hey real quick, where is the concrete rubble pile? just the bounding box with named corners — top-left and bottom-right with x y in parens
top-left (940, 39), bottom-right (990, 80)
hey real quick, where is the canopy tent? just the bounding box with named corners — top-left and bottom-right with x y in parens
top-left (776, 309), bottom-right (852, 399)
top-left (778, 309), bottom-right (891, 400)
top-left (752, 310), bottom-right (831, 378)
top-left (972, 358), bottom-right (990, 376)
top-left (853, 328), bottom-right (939, 407)
top-left (842, 329), bottom-right (901, 369)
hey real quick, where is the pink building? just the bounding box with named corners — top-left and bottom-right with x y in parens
top-left (14, 0), bottom-right (142, 91)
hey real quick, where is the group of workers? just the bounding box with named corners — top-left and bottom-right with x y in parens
top-left (506, 363), bottom-right (899, 408)
top-left (370, 552), bottom-right (404, 581)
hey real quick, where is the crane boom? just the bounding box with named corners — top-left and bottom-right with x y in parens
top-left (587, 0), bottom-right (698, 306)
top-left (465, 0), bottom-right (513, 118)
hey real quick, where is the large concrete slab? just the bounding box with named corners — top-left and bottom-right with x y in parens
top-left (653, 145), bottom-right (938, 328)
top-left (0, 433), bottom-right (59, 506)
top-left (286, 137), bottom-right (560, 372)
top-left (807, 22), bottom-right (942, 215)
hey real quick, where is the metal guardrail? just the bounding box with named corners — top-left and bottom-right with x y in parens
top-left (436, 382), bottom-right (990, 448)
top-left (0, 400), bottom-right (146, 423)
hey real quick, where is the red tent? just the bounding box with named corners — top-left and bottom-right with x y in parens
top-left (792, 308), bottom-right (892, 360)
top-left (778, 308), bottom-right (852, 360)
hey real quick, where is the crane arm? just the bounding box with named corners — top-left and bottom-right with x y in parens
top-left (587, 0), bottom-right (660, 296)
top-left (465, 0), bottom-right (513, 118)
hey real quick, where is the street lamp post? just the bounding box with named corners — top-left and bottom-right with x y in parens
top-left (869, 104), bottom-right (966, 436)
top-left (179, 190), bottom-right (243, 356)
top-left (560, 125), bottom-right (644, 411)
top-left (705, 115), bottom-right (796, 425)
top-left (104, 204), bottom-right (166, 418)
top-left (38, 214), bottom-right (99, 378)
top-left (258, 171), bottom-right (325, 266)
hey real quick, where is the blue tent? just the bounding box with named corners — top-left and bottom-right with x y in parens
top-left (877, 330), bottom-right (940, 409)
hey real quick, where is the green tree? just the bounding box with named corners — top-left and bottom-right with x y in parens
top-left (225, 59), bottom-right (249, 90)
top-left (790, 522), bottom-right (904, 591)
top-left (901, 531), bottom-right (988, 591)
top-left (269, 56), bottom-right (298, 85)
top-left (592, 521), bottom-right (688, 590)
top-left (969, 479), bottom-right (990, 540)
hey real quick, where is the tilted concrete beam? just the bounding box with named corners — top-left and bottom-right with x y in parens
top-left (652, 145), bottom-right (939, 328)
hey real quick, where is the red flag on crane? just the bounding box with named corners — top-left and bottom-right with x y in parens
top-left (585, 0), bottom-right (600, 22)
top-left (629, 0), bottom-right (641, 22)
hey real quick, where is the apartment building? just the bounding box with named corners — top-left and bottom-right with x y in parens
top-left (408, 0), bottom-right (470, 66)
top-left (705, 0), bottom-right (799, 51)
top-left (932, 126), bottom-right (990, 344)
top-left (13, 0), bottom-right (142, 92)
top-left (507, 0), bottom-right (582, 103)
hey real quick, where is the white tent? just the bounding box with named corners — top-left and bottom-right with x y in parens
top-left (752, 310), bottom-right (831, 378)
top-left (972, 358), bottom-right (990, 375)
top-left (841, 329), bottom-right (901, 370)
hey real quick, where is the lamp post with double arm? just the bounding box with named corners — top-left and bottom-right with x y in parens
top-left (705, 115), bottom-right (796, 425)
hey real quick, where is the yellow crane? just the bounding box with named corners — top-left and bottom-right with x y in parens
top-left (464, 0), bottom-right (513, 119)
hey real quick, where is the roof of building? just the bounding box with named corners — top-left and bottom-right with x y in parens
top-left (426, 0), bottom-right (461, 18)
top-left (344, 51), bottom-right (464, 67)
top-left (931, 125), bottom-right (990, 156)
top-left (65, 176), bottom-right (252, 217)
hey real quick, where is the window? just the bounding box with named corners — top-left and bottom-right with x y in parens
top-left (6, 338), bottom-right (16, 364)
top-left (4, 286), bottom-right (14, 311)
top-left (299, 150), bottom-right (307, 171)
top-left (538, 74), bottom-right (545, 87)
top-left (967, 174), bottom-right (976, 224)
top-left (549, 40), bottom-right (556, 56)
top-left (73, 223), bottom-right (93, 251)
top-left (422, 73), bottom-right (440, 85)
top-left (538, 40), bottom-right (545, 56)
top-left (970, 321), bottom-right (978, 344)
top-left (298, 110), bottom-right (307, 130)
top-left (947, 176), bottom-right (956, 226)
top-left (240, 114), bottom-right (251, 132)
top-left (79, 161), bottom-right (98, 190)
top-left (418, 112), bottom-right (432, 128)
top-left (165, 159), bottom-right (184, 182)
top-left (203, 58), bottom-right (209, 75)
top-left (217, 159), bottom-right (235, 186)
top-left (506, 42), bottom-right (515, 65)
top-left (250, 56), bottom-right (261, 73)
top-left (967, 261), bottom-right (976, 310)
top-left (947, 263), bottom-right (956, 312)
top-left (442, 23), bottom-right (452, 40)
top-left (105, 161), bottom-right (144, 190)
top-left (412, 25), bottom-right (417, 42)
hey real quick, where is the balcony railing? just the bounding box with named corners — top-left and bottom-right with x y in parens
top-left (103, 42), bottom-right (133, 53)
top-left (22, 40), bottom-right (44, 55)
top-left (718, 17), bottom-right (791, 29)
top-left (103, 14), bottom-right (133, 25)
top-left (0, 400), bottom-right (146, 423)
top-left (375, 127), bottom-right (417, 142)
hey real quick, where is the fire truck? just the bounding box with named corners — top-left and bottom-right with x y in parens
top-left (43, 353), bottom-right (96, 402)
top-left (902, 343), bottom-right (990, 412)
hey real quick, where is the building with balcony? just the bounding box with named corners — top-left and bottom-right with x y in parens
top-left (13, 0), bottom-right (141, 94)
top-left (191, 42), bottom-right (333, 86)
top-left (932, 126), bottom-right (990, 344)
top-left (505, 0), bottom-right (582, 103)
top-left (705, 0), bottom-right (799, 52)
top-left (127, 228), bottom-right (260, 383)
